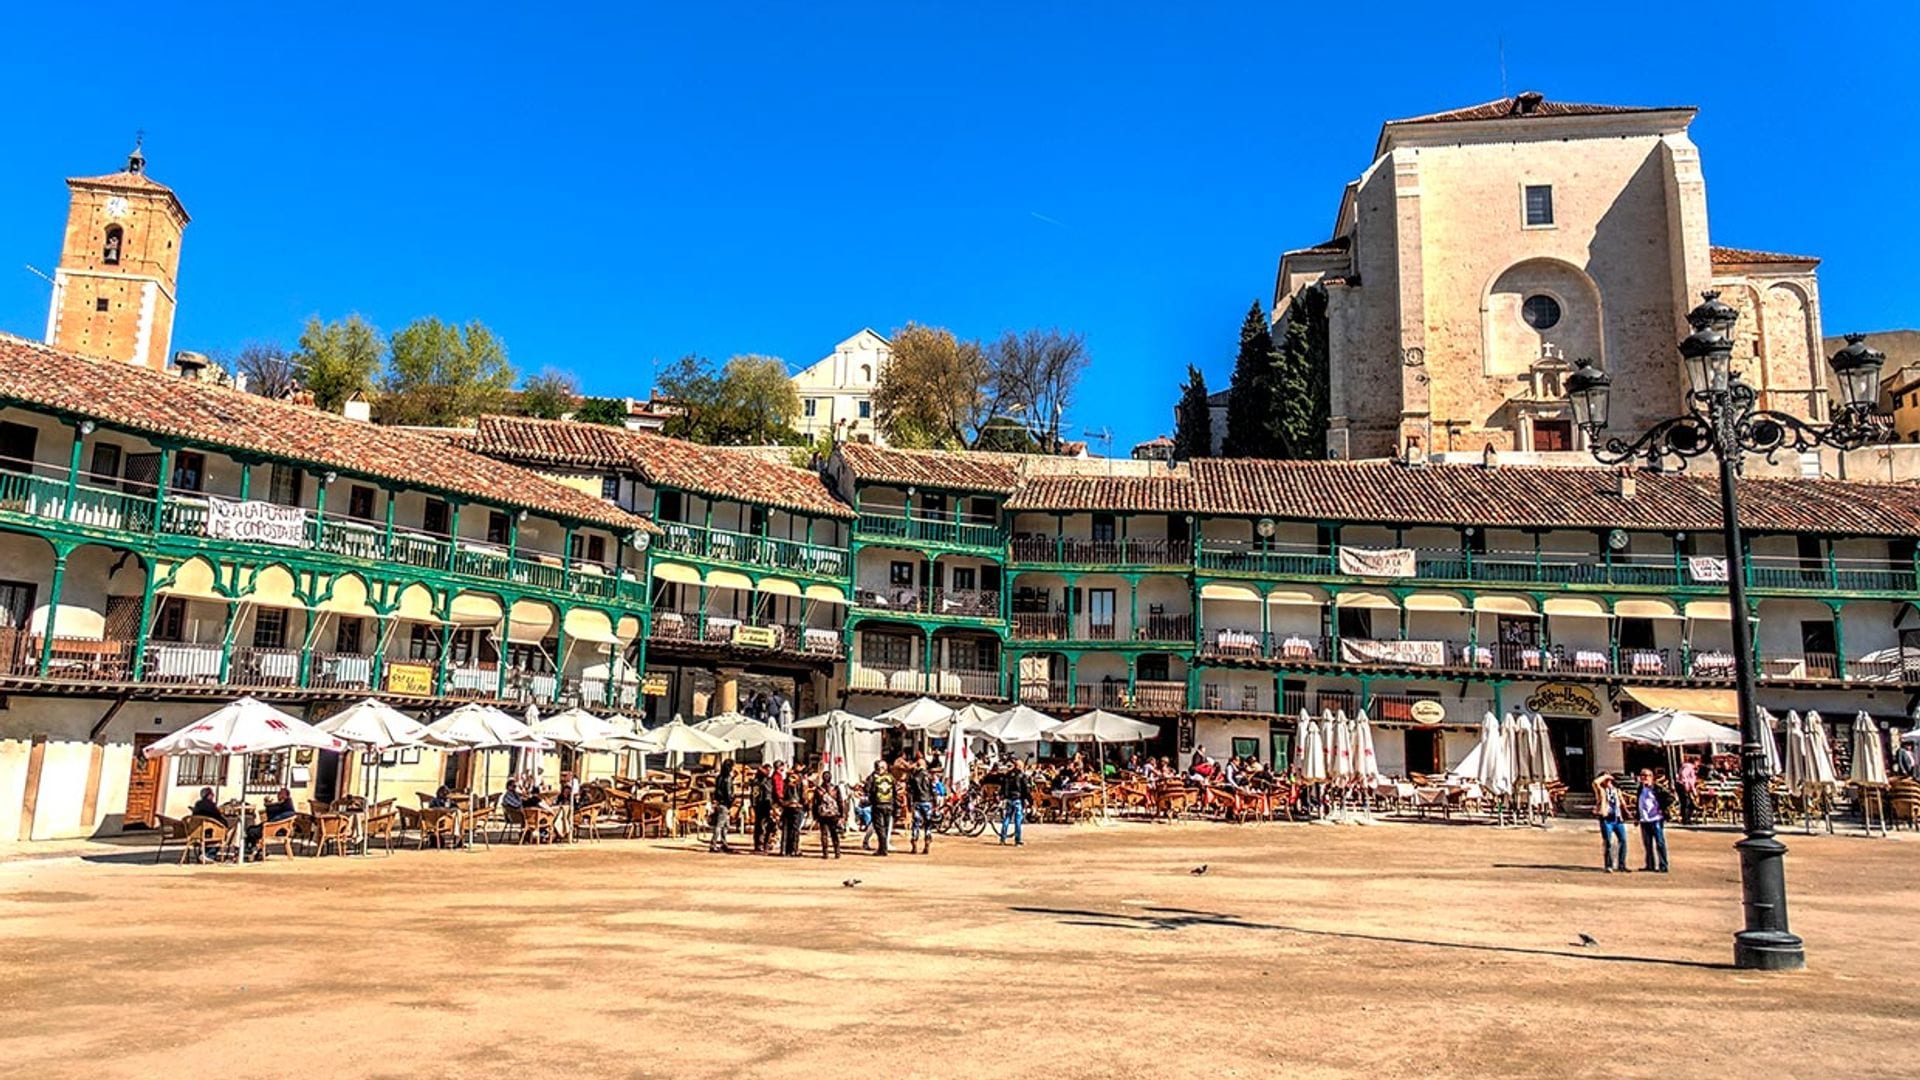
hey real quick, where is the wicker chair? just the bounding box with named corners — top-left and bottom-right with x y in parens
top-left (152, 813), bottom-right (191, 863)
top-left (258, 815), bottom-right (300, 858)
top-left (180, 815), bottom-right (232, 864)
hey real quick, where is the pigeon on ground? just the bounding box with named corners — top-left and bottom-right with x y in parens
top-left (1190, 865), bottom-right (1209, 876)
top-left (842, 879), bottom-right (862, 888)
top-left (1576, 933), bottom-right (1598, 947)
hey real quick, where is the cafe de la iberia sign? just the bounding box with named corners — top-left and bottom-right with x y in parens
top-left (1525, 682), bottom-right (1601, 717)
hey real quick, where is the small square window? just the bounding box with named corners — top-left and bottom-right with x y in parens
top-left (1524, 185), bottom-right (1554, 227)
top-left (858, 400), bottom-right (872, 419)
top-left (95, 297), bottom-right (110, 312)
top-left (889, 561), bottom-right (914, 586)
top-left (601, 474), bottom-right (619, 501)
top-left (803, 398), bottom-right (818, 418)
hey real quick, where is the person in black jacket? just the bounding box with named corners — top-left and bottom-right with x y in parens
top-left (998, 763), bottom-right (1030, 846)
top-left (907, 756), bottom-right (936, 854)
top-left (750, 764), bottom-right (775, 853)
top-left (779, 765), bottom-right (806, 856)
top-left (708, 759), bottom-right (737, 853)
top-left (864, 761), bottom-right (897, 856)
top-left (189, 787), bottom-right (226, 825)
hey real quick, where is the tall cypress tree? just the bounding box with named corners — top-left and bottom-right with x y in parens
top-left (1221, 300), bottom-right (1277, 458)
top-left (1172, 365), bottom-right (1213, 458)
top-left (1270, 285), bottom-right (1332, 459)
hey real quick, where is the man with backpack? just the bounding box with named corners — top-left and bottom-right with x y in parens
top-left (864, 760), bottom-right (897, 856)
top-left (750, 763), bottom-right (775, 854)
top-left (907, 755), bottom-right (936, 854)
top-left (811, 767), bottom-right (845, 859)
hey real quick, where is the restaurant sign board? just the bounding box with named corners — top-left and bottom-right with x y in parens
top-left (732, 625), bottom-right (780, 649)
top-left (386, 662), bottom-right (435, 696)
top-left (1526, 682), bottom-right (1601, 717)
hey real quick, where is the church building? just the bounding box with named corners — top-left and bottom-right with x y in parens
top-left (1274, 93), bottom-right (1826, 462)
top-left (43, 142), bottom-right (189, 372)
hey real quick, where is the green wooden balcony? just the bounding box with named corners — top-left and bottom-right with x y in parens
top-left (652, 520), bottom-right (848, 581)
top-left (0, 465), bottom-right (646, 607)
top-left (855, 511), bottom-right (1005, 553)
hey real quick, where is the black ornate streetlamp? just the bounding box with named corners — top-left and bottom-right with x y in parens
top-left (1565, 294), bottom-right (1888, 971)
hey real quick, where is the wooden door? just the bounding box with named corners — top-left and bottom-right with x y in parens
top-left (122, 732), bottom-right (164, 830)
top-left (1532, 419), bottom-right (1573, 451)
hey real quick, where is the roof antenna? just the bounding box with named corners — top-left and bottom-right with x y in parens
top-left (1498, 36), bottom-right (1508, 99)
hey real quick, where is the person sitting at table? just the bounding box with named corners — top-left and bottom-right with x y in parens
top-left (263, 787), bottom-right (297, 822)
top-left (502, 780), bottom-right (525, 811)
top-left (428, 785), bottom-right (453, 809)
top-left (189, 786), bottom-right (226, 825)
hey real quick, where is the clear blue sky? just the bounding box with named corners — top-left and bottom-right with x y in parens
top-left (2, 2), bottom-right (1913, 450)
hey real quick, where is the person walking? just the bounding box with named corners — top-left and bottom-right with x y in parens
top-left (708, 759), bottom-right (737, 853)
top-left (779, 764), bottom-right (806, 856)
top-left (998, 761), bottom-right (1030, 846)
top-left (907, 755), bottom-right (936, 855)
top-left (1636, 768), bottom-right (1671, 872)
top-left (750, 763), bottom-right (775, 854)
top-left (1676, 755), bottom-right (1699, 825)
top-left (1594, 773), bottom-right (1629, 873)
top-left (864, 760), bottom-right (896, 856)
top-left (811, 768), bottom-right (845, 859)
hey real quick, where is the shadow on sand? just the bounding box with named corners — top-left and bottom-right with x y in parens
top-left (1009, 904), bottom-right (1730, 971)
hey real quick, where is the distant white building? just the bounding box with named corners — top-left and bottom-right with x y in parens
top-left (791, 329), bottom-right (890, 445)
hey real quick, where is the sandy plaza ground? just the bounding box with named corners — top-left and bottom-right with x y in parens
top-left (2, 818), bottom-right (1916, 1080)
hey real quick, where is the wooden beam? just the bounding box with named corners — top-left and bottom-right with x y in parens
top-left (16, 734), bottom-right (48, 841)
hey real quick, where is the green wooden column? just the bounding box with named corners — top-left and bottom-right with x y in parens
top-left (237, 461), bottom-right (252, 500)
top-left (446, 503), bottom-right (462, 572)
top-left (62, 422), bottom-right (88, 518)
top-left (382, 489), bottom-right (397, 557)
top-left (1128, 576), bottom-right (1140, 641)
top-left (152, 446), bottom-right (174, 534)
top-left (217, 597), bottom-right (240, 683)
top-left (37, 547), bottom-right (71, 676)
top-left (130, 556), bottom-right (158, 681)
top-left (552, 612), bottom-right (568, 705)
top-left (1830, 601), bottom-right (1848, 680)
top-left (312, 472), bottom-right (330, 547)
top-left (434, 598), bottom-right (453, 697)
top-left (561, 525), bottom-right (575, 591)
top-left (495, 604), bottom-right (513, 700)
top-left (1607, 599), bottom-right (1619, 673)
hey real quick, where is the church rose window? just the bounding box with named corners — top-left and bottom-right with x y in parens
top-left (1522, 294), bottom-right (1562, 330)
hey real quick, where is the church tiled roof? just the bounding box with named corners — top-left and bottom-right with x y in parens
top-left (0, 334), bottom-right (648, 532)
top-left (1389, 92), bottom-right (1688, 126)
top-left (1711, 245), bottom-right (1821, 267)
top-left (467, 416), bottom-right (851, 519)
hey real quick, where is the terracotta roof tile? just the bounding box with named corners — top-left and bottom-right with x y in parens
top-left (1391, 93), bottom-right (1686, 126)
top-left (1711, 245), bottom-right (1821, 267)
top-left (1190, 459), bottom-right (1920, 536)
top-left (1008, 474), bottom-right (1197, 514)
top-left (0, 334), bottom-right (646, 532)
top-left (834, 442), bottom-right (1026, 495)
top-left (469, 416), bottom-right (851, 519)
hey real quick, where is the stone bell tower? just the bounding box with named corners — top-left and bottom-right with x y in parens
top-left (45, 139), bottom-right (190, 370)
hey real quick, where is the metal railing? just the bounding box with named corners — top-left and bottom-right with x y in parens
top-left (853, 587), bottom-right (1000, 619)
top-left (1010, 611), bottom-right (1195, 643)
top-left (1009, 536), bottom-right (1192, 566)
top-left (850, 663), bottom-right (1000, 698)
top-left (855, 511), bottom-right (1005, 551)
top-left (655, 520), bottom-right (849, 579)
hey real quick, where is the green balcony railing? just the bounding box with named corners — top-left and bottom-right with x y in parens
top-left (855, 512), bottom-right (1005, 551)
top-left (655, 521), bottom-right (848, 579)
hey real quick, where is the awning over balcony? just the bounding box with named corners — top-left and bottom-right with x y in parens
top-left (449, 593), bottom-right (504, 626)
top-left (1402, 592), bottom-right (1467, 612)
top-left (1685, 600), bottom-right (1733, 621)
top-left (563, 608), bottom-right (618, 646)
top-left (1472, 594), bottom-right (1534, 615)
top-left (1614, 598), bottom-right (1682, 619)
top-left (1265, 587), bottom-right (1325, 607)
top-left (508, 600), bottom-right (555, 644)
top-left (757, 577), bottom-right (801, 598)
top-left (1620, 686), bottom-right (1737, 720)
top-left (704, 569), bottom-right (754, 592)
top-left (1334, 590), bottom-right (1398, 610)
top-left (652, 561), bottom-right (702, 585)
top-left (1200, 582), bottom-right (1261, 602)
top-left (804, 584), bottom-right (849, 605)
top-left (1542, 596), bottom-right (1609, 618)
top-left (29, 603), bottom-right (105, 640)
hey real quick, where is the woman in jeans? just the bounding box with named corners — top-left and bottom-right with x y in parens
top-left (708, 759), bottom-right (736, 853)
top-left (1594, 773), bottom-right (1629, 873)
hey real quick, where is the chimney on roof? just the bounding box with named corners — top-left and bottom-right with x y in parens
top-left (172, 350), bottom-right (210, 380)
top-left (1514, 90), bottom-right (1545, 115)
top-left (1481, 442), bottom-right (1499, 470)
top-left (1615, 466), bottom-right (1637, 500)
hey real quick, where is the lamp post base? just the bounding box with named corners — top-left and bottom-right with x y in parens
top-left (1734, 929), bottom-right (1806, 971)
top-left (1733, 833), bottom-right (1805, 971)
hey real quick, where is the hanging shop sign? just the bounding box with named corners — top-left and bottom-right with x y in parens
top-left (1337, 546), bottom-right (1417, 578)
top-left (1687, 556), bottom-right (1729, 583)
top-left (1408, 699), bottom-right (1448, 726)
top-left (385, 662), bottom-right (435, 696)
top-left (641, 673), bottom-right (671, 697)
top-left (731, 625), bottom-right (780, 649)
top-left (1526, 682), bottom-right (1601, 717)
top-left (207, 497), bottom-right (307, 547)
top-left (1339, 637), bottom-right (1446, 667)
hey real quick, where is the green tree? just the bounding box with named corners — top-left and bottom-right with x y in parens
top-left (1221, 300), bottom-right (1280, 458)
top-left (872, 323), bottom-right (988, 449)
top-left (657, 353), bottom-right (801, 445)
top-left (1172, 364), bottom-right (1213, 459)
top-left (293, 314), bottom-right (384, 413)
top-left (572, 397), bottom-right (630, 426)
top-left (971, 415), bottom-right (1037, 453)
top-left (376, 317), bottom-right (515, 425)
top-left (518, 368), bottom-right (579, 419)
top-left (1271, 285), bottom-right (1331, 459)
top-left (984, 328), bottom-right (1088, 451)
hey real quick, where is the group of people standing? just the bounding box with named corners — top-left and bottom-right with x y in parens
top-left (704, 753), bottom-right (945, 859)
top-left (1593, 769), bottom-right (1674, 873)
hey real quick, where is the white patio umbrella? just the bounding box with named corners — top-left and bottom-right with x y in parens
top-left (647, 718), bottom-right (738, 758)
top-left (145, 697), bottom-right (349, 865)
top-left (877, 696), bottom-right (956, 735)
top-left (1758, 709), bottom-right (1784, 776)
top-left (1805, 711), bottom-right (1838, 788)
top-left (532, 706), bottom-right (626, 746)
top-left (1297, 711), bottom-right (1328, 783)
top-left (1782, 710), bottom-right (1809, 795)
top-left (1353, 709), bottom-right (1380, 784)
top-left (1053, 710), bottom-right (1160, 816)
top-left (793, 709), bottom-right (890, 732)
top-left (1475, 711), bottom-right (1512, 801)
top-left (1607, 709), bottom-right (1742, 747)
top-left (1850, 711), bottom-right (1889, 835)
top-left (975, 704), bottom-right (1062, 745)
top-left (426, 703), bottom-right (550, 847)
top-left (1505, 712), bottom-right (1533, 786)
top-left (944, 705), bottom-right (978, 795)
top-left (1530, 712), bottom-right (1559, 785)
top-left (824, 710), bottom-right (863, 802)
top-left (317, 698), bottom-right (430, 854)
top-left (1329, 710), bottom-right (1354, 783)
top-left (699, 714), bottom-right (801, 756)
